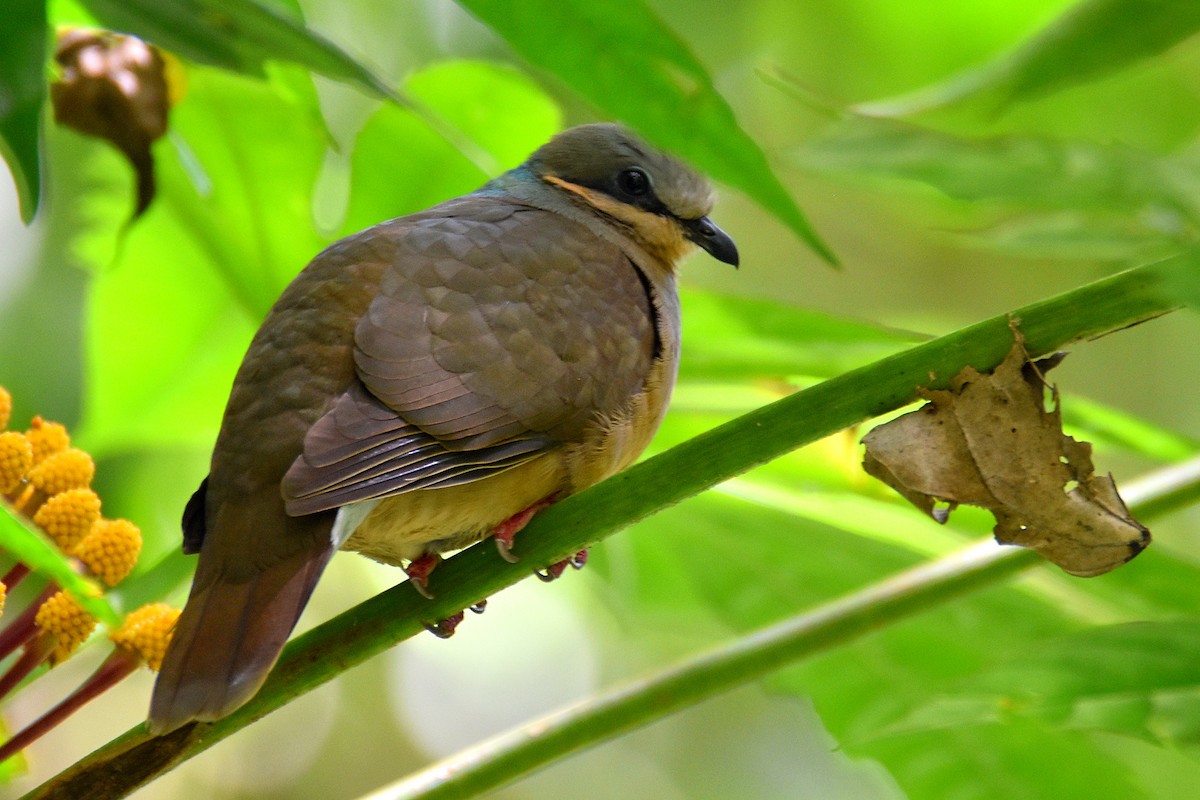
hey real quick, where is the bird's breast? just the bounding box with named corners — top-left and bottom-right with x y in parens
top-left (564, 270), bottom-right (681, 492)
top-left (339, 450), bottom-right (568, 565)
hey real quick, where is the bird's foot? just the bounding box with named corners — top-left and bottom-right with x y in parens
top-left (404, 552), bottom-right (442, 599)
top-left (423, 611), bottom-right (465, 639)
top-left (423, 600), bottom-right (486, 639)
top-left (492, 496), bottom-right (558, 563)
top-left (535, 549), bottom-right (589, 582)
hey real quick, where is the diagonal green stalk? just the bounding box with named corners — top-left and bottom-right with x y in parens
top-left (374, 542), bottom-right (1031, 800)
top-left (360, 457), bottom-right (1194, 800)
top-left (21, 251), bottom-right (1191, 799)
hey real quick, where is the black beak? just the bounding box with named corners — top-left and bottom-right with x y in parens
top-left (684, 216), bottom-right (739, 267)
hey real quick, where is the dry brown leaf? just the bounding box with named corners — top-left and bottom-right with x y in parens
top-left (862, 332), bottom-right (1149, 576)
top-left (50, 28), bottom-right (172, 217)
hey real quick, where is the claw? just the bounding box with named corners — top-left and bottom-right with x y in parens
top-left (535, 549), bottom-right (588, 582)
top-left (535, 561), bottom-right (569, 582)
top-left (469, 600), bottom-right (488, 614)
top-left (492, 496), bottom-right (558, 563)
top-left (493, 531), bottom-right (521, 564)
top-left (404, 553), bottom-right (442, 599)
top-left (423, 611), bottom-right (465, 639)
top-left (569, 549), bottom-right (588, 570)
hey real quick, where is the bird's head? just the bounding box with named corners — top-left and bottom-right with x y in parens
top-left (525, 124), bottom-right (739, 269)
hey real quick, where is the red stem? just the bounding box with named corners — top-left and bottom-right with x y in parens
top-left (0, 650), bottom-right (139, 764)
top-left (0, 583), bottom-right (57, 662)
top-left (0, 637), bottom-right (53, 701)
top-left (2, 562), bottom-right (31, 590)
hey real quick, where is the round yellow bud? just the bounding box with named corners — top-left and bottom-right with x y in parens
top-left (75, 518), bottom-right (142, 586)
top-left (33, 488), bottom-right (102, 553)
top-left (28, 448), bottom-right (94, 496)
top-left (110, 603), bottom-right (181, 672)
top-left (0, 385), bottom-right (11, 430)
top-left (35, 590), bottom-right (98, 664)
top-left (0, 431), bottom-right (32, 494)
top-left (25, 417), bottom-right (70, 465)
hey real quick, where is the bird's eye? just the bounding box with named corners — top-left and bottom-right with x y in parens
top-left (617, 168), bottom-right (650, 197)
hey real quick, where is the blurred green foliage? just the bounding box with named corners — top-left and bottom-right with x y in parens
top-left (2, 0), bottom-right (1200, 798)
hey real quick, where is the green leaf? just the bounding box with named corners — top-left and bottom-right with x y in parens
top-left (78, 0), bottom-right (397, 100)
top-left (79, 67), bottom-right (328, 454)
top-left (878, 621), bottom-right (1200, 749)
top-left (454, 0), bottom-right (836, 263)
top-left (858, 720), bottom-right (1145, 800)
top-left (0, 503), bottom-right (119, 626)
top-left (79, 59), bottom-right (564, 455)
top-left (594, 490), bottom-right (925, 625)
top-left (336, 104), bottom-right (473, 238)
top-left (1062, 395), bottom-right (1200, 462)
top-left (89, 446), bottom-right (209, 588)
top-left (605, 490), bottom-right (1075, 749)
top-left (717, 480), bottom-right (971, 559)
top-left (341, 60), bottom-right (561, 236)
top-left (111, 548), bottom-right (194, 610)
top-left (956, 213), bottom-right (1184, 262)
top-left (798, 115), bottom-right (1197, 215)
top-left (1158, 244), bottom-right (1200, 309)
top-left (858, 0), bottom-right (1200, 116)
top-left (1067, 549), bottom-right (1200, 618)
top-left (679, 289), bottom-right (919, 382)
top-left (405, 60), bottom-right (562, 170)
top-left (1094, 731), bottom-right (1200, 800)
top-left (0, 0), bottom-right (48, 223)
top-left (794, 114), bottom-right (1197, 260)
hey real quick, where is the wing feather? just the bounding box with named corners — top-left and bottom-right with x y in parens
top-left (282, 197), bottom-right (655, 516)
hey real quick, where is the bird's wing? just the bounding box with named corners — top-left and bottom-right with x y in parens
top-left (281, 199), bottom-right (656, 514)
top-left (281, 382), bottom-right (552, 513)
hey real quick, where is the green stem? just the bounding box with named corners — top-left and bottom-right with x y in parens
top-left (372, 544), bottom-right (1034, 800)
top-left (361, 456), bottom-right (1191, 800)
top-left (20, 252), bottom-right (1191, 800)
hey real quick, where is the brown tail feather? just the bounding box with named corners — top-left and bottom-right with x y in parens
top-left (149, 528), bottom-right (334, 735)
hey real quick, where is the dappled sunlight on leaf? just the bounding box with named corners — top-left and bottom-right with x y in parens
top-left (856, 720), bottom-right (1143, 800)
top-left (856, 0), bottom-right (1200, 117)
top-left (340, 61), bottom-right (560, 237)
top-left (875, 620), bottom-right (1200, 750)
top-left (405, 61), bottom-right (562, 170)
top-left (794, 113), bottom-right (1199, 261)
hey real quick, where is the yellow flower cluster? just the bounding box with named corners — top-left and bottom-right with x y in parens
top-left (0, 431), bottom-right (32, 494)
top-left (26, 417), bottom-right (70, 466)
top-left (1, 389), bottom-right (145, 599)
top-left (34, 591), bottom-right (98, 664)
top-left (27, 448), bottom-right (95, 498)
top-left (2, 409), bottom-right (91, 510)
top-left (33, 487), bottom-right (102, 552)
top-left (74, 518), bottom-right (142, 587)
top-left (0, 384), bottom-right (188, 765)
top-left (110, 603), bottom-right (181, 672)
top-left (1, 384), bottom-right (168, 672)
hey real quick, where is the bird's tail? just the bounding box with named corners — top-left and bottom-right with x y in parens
top-left (148, 527), bottom-right (334, 735)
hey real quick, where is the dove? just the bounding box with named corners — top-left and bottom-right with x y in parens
top-left (150, 123), bottom-right (738, 733)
